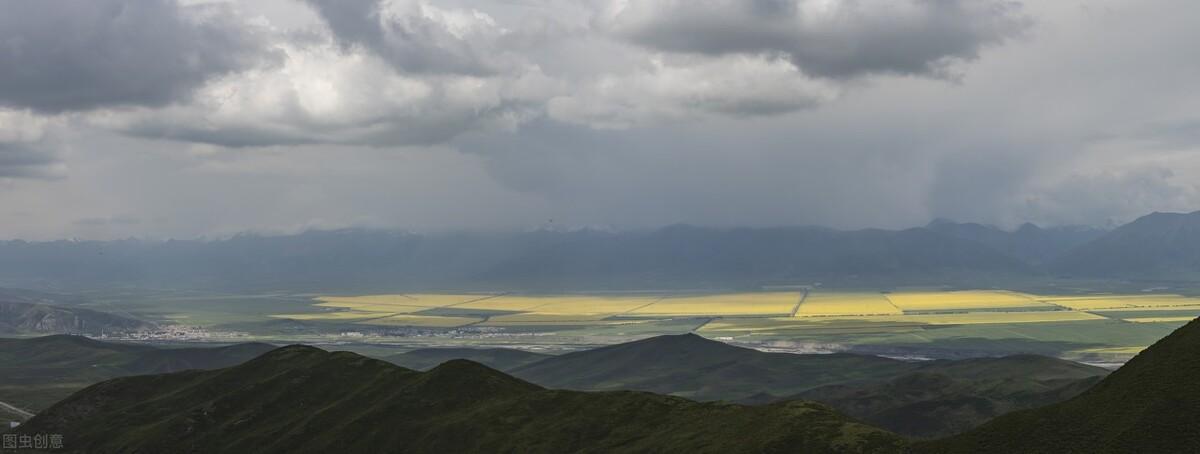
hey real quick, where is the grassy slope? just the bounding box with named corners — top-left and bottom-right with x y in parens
top-left (796, 355), bottom-right (1108, 438)
top-left (918, 317), bottom-right (1200, 453)
top-left (382, 347), bottom-right (551, 371)
top-left (0, 336), bottom-right (274, 412)
top-left (509, 333), bottom-right (919, 401)
top-left (13, 346), bottom-right (908, 454)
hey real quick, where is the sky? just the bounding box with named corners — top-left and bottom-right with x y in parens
top-left (1, 0), bottom-right (1199, 240)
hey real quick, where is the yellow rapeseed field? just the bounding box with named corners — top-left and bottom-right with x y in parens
top-left (795, 292), bottom-right (902, 317)
top-left (627, 292), bottom-right (799, 316)
top-left (884, 291), bottom-right (1051, 311)
top-left (281, 290), bottom-right (1183, 332)
top-left (1038, 294), bottom-right (1200, 310)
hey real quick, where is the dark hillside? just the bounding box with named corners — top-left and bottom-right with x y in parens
top-left (797, 354), bottom-right (1108, 438)
top-left (918, 316), bottom-right (1200, 453)
top-left (12, 345), bottom-right (908, 454)
top-left (0, 336), bottom-right (272, 413)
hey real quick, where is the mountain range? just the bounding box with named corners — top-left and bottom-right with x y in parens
top-left (0, 210), bottom-right (1197, 291)
top-left (925, 219), bottom-right (1107, 265)
top-left (3, 210), bottom-right (1199, 291)
top-left (1048, 211), bottom-right (1200, 279)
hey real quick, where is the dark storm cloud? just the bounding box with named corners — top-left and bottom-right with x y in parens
top-left (302, 0), bottom-right (503, 75)
top-left (605, 0), bottom-right (1030, 79)
top-left (0, 141), bottom-right (57, 178)
top-left (0, 0), bottom-right (273, 113)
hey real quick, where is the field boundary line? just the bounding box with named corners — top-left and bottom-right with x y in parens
top-left (881, 293), bottom-right (905, 314)
top-left (691, 317), bottom-right (717, 332)
top-left (616, 297), bottom-right (664, 315)
top-left (352, 312), bottom-right (405, 323)
top-left (441, 293), bottom-right (510, 308)
top-left (1009, 291), bottom-right (1065, 310)
top-left (788, 289), bottom-right (810, 317)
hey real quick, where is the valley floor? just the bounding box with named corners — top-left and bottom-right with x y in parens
top-left (66, 286), bottom-right (1200, 365)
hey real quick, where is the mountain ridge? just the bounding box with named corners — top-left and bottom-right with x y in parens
top-left (11, 343), bottom-right (909, 454)
top-left (0, 225), bottom-right (1036, 291)
top-left (1050, 210), bottom-right (1200, 278)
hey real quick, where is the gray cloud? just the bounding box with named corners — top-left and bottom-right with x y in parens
top-left (0, 0), bottom-right (273, 113)
top-left (4, 0), bottom-right (1200, 240)
top-left (602, 0), bottom-right (1030, 79)
top-left (302, 0), bottom-right (507, 75)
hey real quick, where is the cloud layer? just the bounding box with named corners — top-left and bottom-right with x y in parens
top-left (1, 0), bottom-right (1199, 239)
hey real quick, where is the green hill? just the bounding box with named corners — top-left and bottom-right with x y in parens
top-left (12, 345), bottom-right (908, 454)
top-left (383, 347), bottom-right (550, 371)
top-left (796, 354), bottom-right (1108, 438)
top-left (0, 335), bottom-right (274, 414)
top-left (510, 333), bottom-right (921, 401)
top-left (917, 317), bottom-right (1200, 453)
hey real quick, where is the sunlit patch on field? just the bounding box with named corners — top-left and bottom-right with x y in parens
top-left (795, 292), bottom-right (902, 317)
top-left (481, 316), bottom-right (655, 326)
top-left (269, 311), bottom-right (382, 321)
